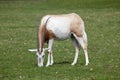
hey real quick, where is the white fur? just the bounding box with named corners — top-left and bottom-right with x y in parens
top-left (47, 16), bottom-right (71, 40)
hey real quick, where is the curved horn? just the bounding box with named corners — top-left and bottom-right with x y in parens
top-left (36, 16), bottom-right (39, 52)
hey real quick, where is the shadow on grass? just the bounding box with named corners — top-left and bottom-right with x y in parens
top-left (53, 61), bottom-right (84, 67)
top-left (54, 61), bottom-right (71, 65)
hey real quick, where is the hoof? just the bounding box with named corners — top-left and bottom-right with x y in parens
top-left (71, 62), bottom-right (76, 66)
top-left (38, 64), bottom-right (43, 67)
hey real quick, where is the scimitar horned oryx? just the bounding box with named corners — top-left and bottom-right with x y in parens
top-left (29, 13), bottom-right (89, 67)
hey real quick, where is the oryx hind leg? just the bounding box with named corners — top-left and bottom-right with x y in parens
top-left (71, 34), bottom-right (80, 65)
top-left (74, 32), bottom-right (89, 66)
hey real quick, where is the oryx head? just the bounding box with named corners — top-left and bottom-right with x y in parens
top-left (28, 16), bottom-right (50, 67)
top-left (36, 48), bottom-right (49, 67)
top-left (29, 48), bottom-right (49, 67)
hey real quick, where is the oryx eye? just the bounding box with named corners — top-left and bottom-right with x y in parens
top-left (42, 55), bottom-right (45, 58)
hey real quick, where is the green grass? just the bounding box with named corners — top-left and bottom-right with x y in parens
top-left (0, 0), bottom-right (120, 80)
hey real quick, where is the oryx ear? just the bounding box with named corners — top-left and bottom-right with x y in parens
top-left (28, 49), bottom-right (37, 52)
top-left (43, 48), bottom-right (49, 51)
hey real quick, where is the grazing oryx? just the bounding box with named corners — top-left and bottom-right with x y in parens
top-left (29, 13), bottom-right (89, 67)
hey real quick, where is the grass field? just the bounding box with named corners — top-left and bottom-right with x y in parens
top-left (0, 0), bottom-right (120, 80)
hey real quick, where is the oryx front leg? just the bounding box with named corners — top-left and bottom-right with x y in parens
top-left (50, 51), bottom-right (54, 65)
top-left (46, 51), bottom-right (54, 66)
top-left (46, 51), bottom-right (50, 67)
top-left (46, 39), bottom-right (54, 67)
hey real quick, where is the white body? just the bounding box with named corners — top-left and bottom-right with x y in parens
top-left (47, 16), bottom-right (71, 40)
top-left (30, 13), bottom-right (89, 67)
